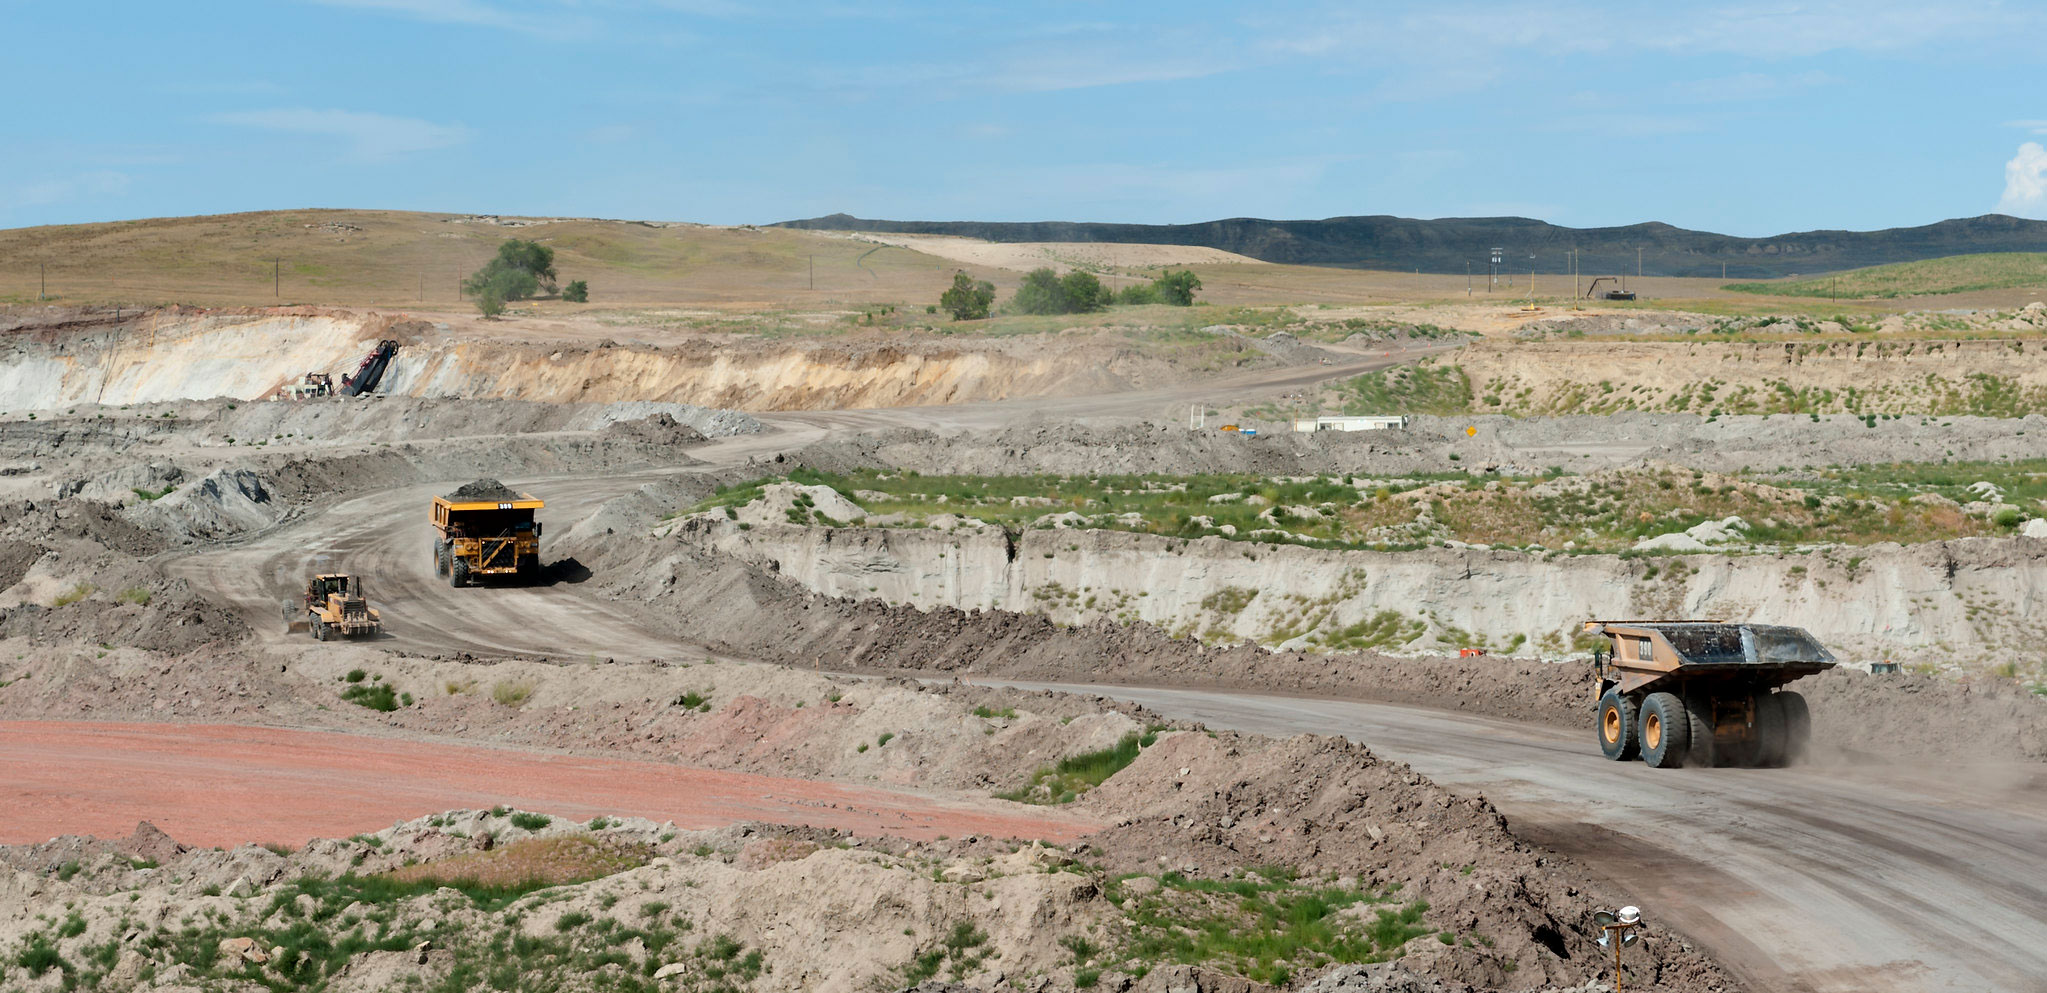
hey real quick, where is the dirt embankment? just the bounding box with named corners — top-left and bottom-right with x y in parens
top-left (565, 510), bottom-right (2047, 765)
top-left (0, 306), bottom-right (1292, 412)
top-left (682, 515), bottom-right (2047, 670)
top-left (792, 413), bottom-right (2047, 478)
top-left (0, 644), bottom-right (1729, 992)
top-left (1448, 335), bottom-right (2047, 415)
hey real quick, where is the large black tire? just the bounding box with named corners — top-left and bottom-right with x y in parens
top-left (1638, 692), bottom-right (1691, 768)
top-left (517, 554), bottom-right (539, 584)
top-left (434, 541), bottom-right (448, 577)
top-left (1598, 690), bottom-right (1639, 761)
top-left (1754, 693), bottom-right (1790, 767)
top-left (1779, 691), bottom-right (1812, 763)
top-left (312, 618), bottom-right (329, 642)
top-left (450, 559), bottom-right (469, 588)
top-left (1683, 691), bottom-right (1719, 768)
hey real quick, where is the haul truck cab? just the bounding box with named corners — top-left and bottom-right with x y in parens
top-left (431, 485), bottom-right (544, 587)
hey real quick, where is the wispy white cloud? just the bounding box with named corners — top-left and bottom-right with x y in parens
top-left (1998, 142), bottom-right (2047, 218)
top-left (2007, 119), bottom-right (2047, 135)
top-left (1668, 69), bottom-right (1839, 103)
top-left (210, 108), bottom-right (471, 161)
top-left (10, 170), bottom-right (131, 209)
top-left (308, 0), bottom-right (583, 37)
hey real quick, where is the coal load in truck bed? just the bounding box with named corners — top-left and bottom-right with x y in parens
top-left (446, 479), bottom-right (523, 501)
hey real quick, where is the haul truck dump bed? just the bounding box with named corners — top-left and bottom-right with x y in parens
top-left (432, 480), bottom-right (543, 587)
top-left (1587, 620), bottom-right (1837, 769)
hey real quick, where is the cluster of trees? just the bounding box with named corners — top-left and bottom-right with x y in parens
top-left (937, 267), bottom-right (1202, 321)
top-left (463, 239), bottom-right (588, 316)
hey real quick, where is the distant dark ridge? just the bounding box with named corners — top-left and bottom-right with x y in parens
top-left (775, 212), bottom-right (2047, 279)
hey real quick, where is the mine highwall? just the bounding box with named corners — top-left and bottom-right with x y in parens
top-left (0, 310), bottom-right (1154, 411)
top-left (687, 520), bottom-right (2047, 666)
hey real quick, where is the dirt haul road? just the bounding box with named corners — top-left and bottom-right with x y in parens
top-left (0, 721), bottom-right (1097, 848)
top-left (144, 347), bottom-right (2036, 993)
top-left (991, 682), bottom-right (2047, 993)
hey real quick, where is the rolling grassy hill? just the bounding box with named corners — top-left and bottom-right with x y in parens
top-left (1724, 252), bottom-right (2047, 299)
top-left (0, 209), bottom-right (967, 310)
top-left (778, 212), bottom-right (2047, 279)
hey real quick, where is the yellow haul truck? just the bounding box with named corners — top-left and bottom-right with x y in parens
top-left (432, 480), bottom-right (544, 587)
top-left (1587, 620), bottom-right (1836, 769)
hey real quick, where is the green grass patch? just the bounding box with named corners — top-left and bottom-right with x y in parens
top-left (999, 731), bottom-right (1158, 804)
top-left (339, 682), bottom-right (398, 712)
top-left (51, 582), bottom-right (95, 607)
top-left (1106, 868), bottom-right (1429, 986)
top-left (1725, 252), bottom-right (2047, 300)
top-left (1339, 362), bottom-right (1472, 415)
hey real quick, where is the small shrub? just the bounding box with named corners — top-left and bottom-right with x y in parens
top-left (971, 706), bottom-right (1017, 720)
top-left (52, 583), bottom-right (95, 608)
top-left (344, 668), bottom-right (368, 683)
top-left (115, 587), bottom-right (152, 606)
top-left (509, 812), bottom-right (551, 831)
top-left (340, 683), bottom-right (399, 712)
top-left (492, 679), bottom-right (535, 707)
top-left (588, 816), bottom-right (613, 830)
top-left (877, 732), bottom-right (894, 747)
top-left (13, 935), bottom-right (64, 977)
top-left (555, 910), bottom-right (592, 931)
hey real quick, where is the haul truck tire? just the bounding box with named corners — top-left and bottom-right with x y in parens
top-left (1598, 690), bottom-right (1639, 761)
top-left (1682, 692), bottom-right (1721, 768)
top-left (1779, 691), bottom-right (1812, 762)
top-left (1639, 692), bottom-right (1690, 768)
top-left (1754, 693), bottom-right (1791, 767)
top-left (434, 541), bottom-right (448, 577)
top-left (450, 559), bottom-right (469, 588)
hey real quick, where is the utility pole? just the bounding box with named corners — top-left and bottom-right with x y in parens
top-left (1637, 247), bottom-right (1643, 280)
top-left (808, 255), bottom-right (814, 291)
top-left (39, 262), bottom-right (46, 301)
top-left (1466, 262), bottom-right (1471, 296)
top-left (1722, 261), bottom-right (1727, 280)
top-left (274, 257), bottom-right (280, 299)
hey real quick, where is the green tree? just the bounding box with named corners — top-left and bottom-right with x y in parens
top-left (1115, 282), bottom-right (1162, 305)
top-left (462, 239), bottom-right (558, 316)
top-left (1154, 269), bottom-right (1202, 306)
top-left (1010, 267), bottom-right (1069, 315)
top-left (562, 279), bottom-right (589, 303)
top-left (938, 272), bottom-right (995, 320)
top-left (1059, 270), bottom-right (1111, 312)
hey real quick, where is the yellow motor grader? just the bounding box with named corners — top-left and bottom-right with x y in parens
top-left (285, 574), bottom-right (382, 641)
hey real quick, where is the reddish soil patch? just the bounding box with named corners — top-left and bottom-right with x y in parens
top-left (0, 721), bottom-right (1097, 848)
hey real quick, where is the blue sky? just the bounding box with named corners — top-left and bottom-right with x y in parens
top-left (5, 1), bottom-right (2046, 236)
